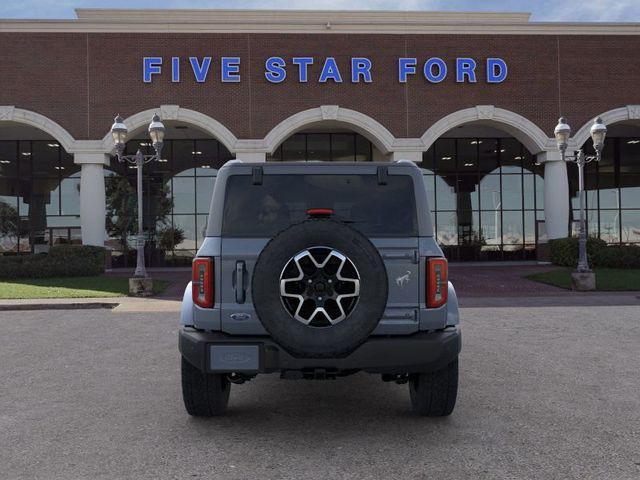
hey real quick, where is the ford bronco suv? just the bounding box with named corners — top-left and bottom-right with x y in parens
top-left (179, 160), bottom-right (460, 417)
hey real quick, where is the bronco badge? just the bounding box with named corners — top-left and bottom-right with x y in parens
top-left (395, 270), bottom-right (412, 287)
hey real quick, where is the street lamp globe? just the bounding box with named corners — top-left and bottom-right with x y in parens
top-left (148, 113), bottom-right (165, 156)
top-left (554, 117), bottom-right (571, 154)
top-left (590, 116), bottom-right (607, 154)
top-left (110, 115), bottom-right (128, 154)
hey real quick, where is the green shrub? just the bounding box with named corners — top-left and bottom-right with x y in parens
top-left (593, 245), bottom-right (640, 269)
top-left (0, 245), bottom-right (106, 279)
top-left (550, 237), bottom-right (640, 269)
top-left (549, 237), bottom-right (607, 267)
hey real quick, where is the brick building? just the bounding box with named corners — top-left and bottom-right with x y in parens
top-left (1, 9), bottom-right (639, 264)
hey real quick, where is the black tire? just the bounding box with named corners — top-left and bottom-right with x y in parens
top-left (409, 358), bottom-right (459, 417)
top-left (252, 219), bottom-right (388, 358)
top-left (181, 358), bottom-right (230, 417)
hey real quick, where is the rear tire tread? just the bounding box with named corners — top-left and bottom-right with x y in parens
top-left (181, 358), bottom-right (231, 417)
top-left (409, 358), bottom-right (458, 417)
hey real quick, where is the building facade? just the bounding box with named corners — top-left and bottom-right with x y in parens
top-left (1, 9), bottom-right (640, 264)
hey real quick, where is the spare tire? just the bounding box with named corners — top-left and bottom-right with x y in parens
top-left (252, 219), bottom-right (388, 358)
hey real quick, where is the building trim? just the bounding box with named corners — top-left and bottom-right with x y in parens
top-left (1, 9), bottom-right (640, 35)
top-left (0, 106), bottom-right (76, 153)
top-left (421, 106), bottom-right (553, 154)
top-left (571, 105), bottom-right (640, 148)
top-left (100, 105), bottom-right (239, 155)
top-left (262, 106), bottom-right (397, 155)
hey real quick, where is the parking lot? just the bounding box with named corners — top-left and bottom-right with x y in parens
top-left (1, 305), bottom-right (639, 479)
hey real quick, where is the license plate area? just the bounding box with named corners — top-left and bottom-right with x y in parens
top-left (209, 344), bottom-right (260, 373)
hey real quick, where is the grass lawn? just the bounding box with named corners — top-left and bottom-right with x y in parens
top-left (526, 268), bottom-right (640, 291)
top-left (0, 276), bottom-right (169, 299)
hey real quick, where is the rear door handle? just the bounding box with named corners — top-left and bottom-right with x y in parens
top-left (235, 261), bottom-right (246, 304)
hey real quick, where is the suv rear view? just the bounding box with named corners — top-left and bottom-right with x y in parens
top-left (180, 161), bottom-right (460, 416)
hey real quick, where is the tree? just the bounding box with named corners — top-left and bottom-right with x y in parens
top-left (0, 201), bottom-right (21, 250)
top-left (105, 175), bottom-right (172, 252)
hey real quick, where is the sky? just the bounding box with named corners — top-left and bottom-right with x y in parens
top-left (1, 0), bottom-right (640, 22)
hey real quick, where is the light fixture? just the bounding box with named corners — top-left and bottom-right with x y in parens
top-left (441, 156), bottom-right (453, 160)
top-left (500, 149), bottom-right (506, 153)
top-left (554, 117), bottom-right (571, 153)
top-left (200, 165), bottom-right (211, 169)
top-left (627, 139), bottom-right (640, 144)
top-left (192, 151), bottom-right (203, 155)
top-left (464, 163), bottom-right (474, 167)
top-left (139, 142), bottom-right (151, 147)
top-left (0, 160), bottom-right (10, 164)
top-left (148, 113), bottom-right (165, 155)
top-left (158, 158), bottom-right (168, 163)
top-left (21, 152), bottom-right (31, 156)
top-left (590, 117), bottom-right (607, 154)
top-left (470, 140), bottom-right (483, 145)
top-left (514, 156), bottom-right (523, 160)
top-left (47, 143), bottom-right (60, 148)
top-left (54, 166), bottom-right (65, 170)
top-left (110, 115), bottom-right (128, 154)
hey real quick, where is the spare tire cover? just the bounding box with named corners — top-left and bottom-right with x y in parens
top-left (252, 219), bottom-right (388, 358)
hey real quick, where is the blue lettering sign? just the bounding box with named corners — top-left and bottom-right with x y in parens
top-left (319, 57), bottom-right (343, 83)
top-left (292, 57), bottom-right (314, 82)
top-left (143, 57), bottom-right (162, 83)
top-left (171, 57), bottom-right (180, 83)
top-left (351, 58), bottom-right (372, 83)
top-left (398, 58), bottom-right (417, 83)
top-left (424, 57), bottom-right (447, 83)
top-left (265, 56), bottom-right (287, 83)
top-left (221, 57), bottom-right (241, 83)
top-left (487, 58), bottom-right (508, 83)
top-left (456, 58), bottom-right (477, 83)
top-left (189, 57), bottom-right (211, 83)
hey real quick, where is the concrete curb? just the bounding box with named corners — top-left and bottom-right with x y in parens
top-left (0, 302), bottom-right (120, 312)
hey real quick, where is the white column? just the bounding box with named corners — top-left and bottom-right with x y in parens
top-left (75, 152), bottom-right (109, 246)
top-left (391, 151), bottom-right (423, 163)
top-left (235, 151), bottom-right (266, 162)
top-left (538, 151), bottom-right (569, 239)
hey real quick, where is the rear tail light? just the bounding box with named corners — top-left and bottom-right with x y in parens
top-left (192, 257), bottom-right (214, 308)
top-left (427, 258), bottom-right (448, 308)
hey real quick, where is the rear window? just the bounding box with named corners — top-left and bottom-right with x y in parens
top-left (222, 174), bottom-right (417, 237)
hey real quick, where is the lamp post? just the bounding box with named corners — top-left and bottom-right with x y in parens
top-left (553, 116), bottom-right (607, 286)
top-left (110, 114), bottom-right (165, 280)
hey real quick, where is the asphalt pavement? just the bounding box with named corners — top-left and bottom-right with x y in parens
top-left (1, 306), bottom-right (639, 479)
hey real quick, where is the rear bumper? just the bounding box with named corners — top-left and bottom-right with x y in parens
top-left (179, 327), bottom-right (461, 375)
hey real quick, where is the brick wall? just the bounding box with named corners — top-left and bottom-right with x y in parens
top-left (1, 32), bottom-right (639, 142)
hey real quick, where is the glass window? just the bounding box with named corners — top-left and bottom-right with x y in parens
top-left (621, 210), bottom-right (640, 243)
top-left (599, 210), bottom-right (620, 243)
top-left (306, 134), bottom-right (330, 161)
top-left (173, 140), bottom-right (195, 176)
top-left (479, 175), bottom-right (501, 212)
top-left (501, 174), bottom-right (523, 210)
top-left (172, 177), bottom-right (195, 214)
top-left (32, 141), bottom-right (59, 177)
top-left (421, 147), bottom-right (435, 171)
top-left (172, 214), bottom-right (197, 250)
top-left (196, 176), bottom-right (215, 214)
top-left (620, 178), bottom-right (640, 208)
top-left (331, 134), bottom-right (355, 162)
top-left (502, 211), bottom-right (523, 247)
top-left (620, 138), bottom-right (640, 174)
top-left (435, 139), bottom-right (456, 175)
top-left (500, 138), bottom-right (523, 174)
top-left (60, 176), bottom-right (80, 215)
top-left (222, 174), bottom-right (418, 237)
top-left (282, 134), bottom-right (306, 162)
top-left (0, 141), bottom-right (18, 177)
top-left (477, 139), bottom-right (498, 174)
top-left (435, 175), bottom-right (456, 211)
top-left (355, 134), bottom-right (372, 162)
top-left (456, 138), bottom-right (477, 172)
